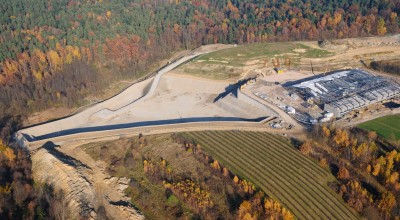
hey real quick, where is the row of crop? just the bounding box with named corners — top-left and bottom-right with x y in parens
top-left (226, 131), bottom-right (358, 220)
top-left (207, 131), bottom-right (334, 218)
top-left (185, 132), bottom-right (313, 219)
top-left (259, 132), bottom-right (330, 177)
top-left (254, 131), bottom-right (361, 217)
top-left (241, 131), bottom-right (327, 182)
top-left (187, 131), bottom-right (358, 220)
top-left (206, 131), bottom-right (351, 220)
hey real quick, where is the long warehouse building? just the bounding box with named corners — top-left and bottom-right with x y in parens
top-left (288, 69), bottom-right (400, 117)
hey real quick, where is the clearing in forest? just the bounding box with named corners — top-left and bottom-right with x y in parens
top-left (173, 42), bottom-right (333, 80)
top-left (197, 43), bottom-right (332, 66)
top-left (181, 130), bottom-right (359, 220)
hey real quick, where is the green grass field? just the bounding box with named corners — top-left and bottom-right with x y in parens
top-left (358, 114), bottom-right (400, 141)
top-left (176, 42), bottom-right (333, 80)
top-left (181, 131), bottom-right (358, 220)
top-left (197, 43), bottom-right (333, 66)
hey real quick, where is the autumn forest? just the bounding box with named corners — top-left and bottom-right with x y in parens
top-left (1, 0), bottom-right (400, 140)
top-left (1, 0), bottom-right (400, 219)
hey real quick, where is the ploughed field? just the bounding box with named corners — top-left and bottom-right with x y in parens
top-left (358, 114), bottom-right (400, 141)
top-left (181, 131), bottom-right (359, 220)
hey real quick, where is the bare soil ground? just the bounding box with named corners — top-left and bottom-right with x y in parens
top-left (25, 107), bottom-right (74, 125)
top-left (260, 69), bottom-right (314, 82)
top-left (20, 51), bottom-right (273, 140)
top-left (89, 74), bottom-right (268, 127)
top-left (299, 35), bottom-right (400, 71)
top-left (23, 50), bottom-right (191, 127)
top-left (32, 143), bottom-right (144, 220)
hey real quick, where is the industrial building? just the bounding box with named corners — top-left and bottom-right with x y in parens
top-left (287, 69), bottom-right (400, 117)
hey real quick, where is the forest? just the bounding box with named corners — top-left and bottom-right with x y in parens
top-left (82, 133), bottom-right (296, 219)
top-left (0, 0), bottom-right (400, 218)
top-left (0, 141), bottom-right (70, 219)
top-left (301, 126), bottom-right (400, 219)
top-left (83, 128), bottom-right (400, 219)
top-left (1, 0), bottom-right (400, 140)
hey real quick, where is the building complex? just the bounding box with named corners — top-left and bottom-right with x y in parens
top-left (287, 69), bottom-right (400, 117)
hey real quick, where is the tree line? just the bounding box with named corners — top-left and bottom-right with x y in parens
top-left (173, 134), bottom-right (295, 219)
top-left (300, 125), bottom-right (399, 219)
top-left (370, 59), bottom-right (400, 76)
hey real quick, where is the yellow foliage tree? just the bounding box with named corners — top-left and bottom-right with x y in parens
top-left (143, 160), bottom-right (149, 173)
top-left (233, 175), bottom-right (239, 184)
top-left (47, 50), bottom-right (63, 71)
top-left (173, 24), bottom-right (181, 35)
top-left (372, 163), bottom-right (381, 176)
top-left (366, 164), bottom-right (372, 174)
top-left (322, 126), bottom-right (331, 138)
top-left (106, 11), bottom-right (112, 19)
top-left (72, 46), bottom-right (81, 59)
top-left (161, 159), bottom-right (166, 168)
top-left (337, 166), bottom-right (350, 180)
top-left (0, 183), bottom-right (11, 194)
top-left (238, 200), bottom-right (253, 219)
top-left (0, 141), bottom-right (16, 162)
top-left (334, 129), bottom-right (350, 147)
top-left (4, 60), bottom-right (19, 76)
top-left (264, 197), bottom-right (292, 219)
top-left (282, 207), bottom-right (295, 220)
top-left (34, 49), bottom-right (47, 63)
top-left (227, 0), bottom-right (239, 13)
top-left (18, 52), bottom-right (30, 65)
top-left (32, 66), bottom-right (44, 80)
top-left (319, 158), bottom-right (328, 168)
top-left (387, 172), bottom-right (399, 185)
top-left (0, 140), bottom-right (6, 151)
top-left (223, 167), bottom-right (229, 177)
top-left (212, 160), bottom-right (221, 171)
top-left (65, 53), bottom-right (73, 65)
top-left (377, 191), bottom-right (396, 215)
top-left (299, 141), bottom-right (312, 156)
top-left (333, 12), bottom-right (342, 25)
top-left (377, 17), bottom-right (387, 36)
top-left (242, 213), bottom-right (254, 220)
top-left (3, 148), bottom-right (16, 162)
top-left (385, 151), bottom-right (397, 178)
top-left (352, 142), bottom-right (368, 158)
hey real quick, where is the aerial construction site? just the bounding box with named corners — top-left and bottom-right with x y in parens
top-left (286, 69), bottom-right (400, 118)
top-left (17, 36), bottom-right (400, 150)
top-left (13, 36), bottom-right (400, 220)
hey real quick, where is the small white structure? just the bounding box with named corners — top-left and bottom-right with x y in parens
top-left (319, 117), bottom-right (331, 123)
top-left (270, 122), bottom-right (283, 129)
top-left (286, 106), bottom-right (296, 114)
top-left (324, 112), bottom-right (334, 118)
top-left (290, 93), bottom-right (299, 100)
top-left (310, 119), bottom-right (318, 124)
